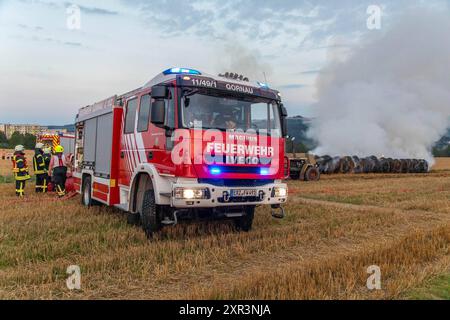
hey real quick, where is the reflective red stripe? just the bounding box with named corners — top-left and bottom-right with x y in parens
top-left (52, 155), bottom-right (66, 168)
top-left (93, 182), bottom-right (109, 194)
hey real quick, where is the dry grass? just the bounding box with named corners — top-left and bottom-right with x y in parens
top-left (0, 149), bottom-right (35, 177)
top-left (0, 169), bottom-right (449, 299)
top-left (290, 171), bottom-right (450, 213)
top-left (433, 157), bottom-right (450, 171)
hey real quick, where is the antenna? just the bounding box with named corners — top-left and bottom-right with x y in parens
top-left (263, 72), bottom-right (268, 84)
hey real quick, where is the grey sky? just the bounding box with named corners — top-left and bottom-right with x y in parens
top-left (0, 0), bottom-right (448, 125)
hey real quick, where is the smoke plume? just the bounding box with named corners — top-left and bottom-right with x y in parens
top-left (308, 9), bottom-right (450, 164)
top-left (215, 43), bottom-right (273, 82)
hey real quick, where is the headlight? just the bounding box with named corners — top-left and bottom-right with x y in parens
top-left (272, 187), bottom-right (287, 198)
top-left (174, 188), bottom-right (210, 200)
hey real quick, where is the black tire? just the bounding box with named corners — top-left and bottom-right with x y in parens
top-left (140, 189), bottom-right (162, 238)
top-left (234, 206), bottom-right (255, 232)
top-left (305, 167), bottom-right (320, 181)
top-left (81, 176), bottom-right (93, 207)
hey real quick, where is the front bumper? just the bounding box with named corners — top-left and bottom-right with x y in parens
top-left (171, 182), bottom-right (288, 208)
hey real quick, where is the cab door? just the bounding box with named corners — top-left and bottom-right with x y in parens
top-left (137, 88), bottom-right (177, 176)
top-left (119, 97), bottom-right (139, 187)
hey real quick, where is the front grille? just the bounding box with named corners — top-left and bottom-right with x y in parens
top-left (208, 166), bottom-right (263, 174)
top-left (199, 179), bottom-right (274, 187)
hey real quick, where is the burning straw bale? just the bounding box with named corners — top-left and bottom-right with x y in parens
top-left (315, 156), bottom-right (429, 174)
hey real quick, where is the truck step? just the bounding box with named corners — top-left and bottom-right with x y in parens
top-left (271, 205), bottom-right (285, 219)
top-left (225, 213), bottom-right (245, 218)
top-left (161, 211), bottom-right (179, 226)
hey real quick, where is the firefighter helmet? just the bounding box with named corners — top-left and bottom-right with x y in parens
top-left (55, 145), bottom-right (64, 153)
top-left (35, 142), bottom-right (44, 150)
top-left (14, 145), bottom-right (25, 153)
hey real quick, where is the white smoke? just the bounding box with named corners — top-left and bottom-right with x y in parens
top-left (308, 9), bottom-right (450, 164)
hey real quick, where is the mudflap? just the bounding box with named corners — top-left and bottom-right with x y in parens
top-left (65, 177), bottom-right (75, 193)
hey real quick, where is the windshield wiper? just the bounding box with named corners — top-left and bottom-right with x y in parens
top-left (183, 89), bottom-right (199, 98)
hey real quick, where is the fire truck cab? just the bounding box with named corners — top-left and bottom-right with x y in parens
top-left (73, 68), bottom-right (289, 237)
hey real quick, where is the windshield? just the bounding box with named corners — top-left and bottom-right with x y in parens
top-left (182, 92), bottom-right (281, 135)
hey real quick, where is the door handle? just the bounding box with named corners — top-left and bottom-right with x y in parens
top-left (120, 152), bottom-right (125, 159)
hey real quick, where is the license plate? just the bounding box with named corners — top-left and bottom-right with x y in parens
top-left (231, 189), bottom-right (257, 197)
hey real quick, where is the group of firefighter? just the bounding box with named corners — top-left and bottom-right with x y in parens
top-left (12, 143), bottom-right (68, 198)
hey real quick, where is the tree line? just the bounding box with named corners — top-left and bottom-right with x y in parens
top-left (433, 145), bottom-right (450, 157)
top-left (1, 129), bottom-right (447, 157)
top-left (0, 132), bottom-right (37, 150)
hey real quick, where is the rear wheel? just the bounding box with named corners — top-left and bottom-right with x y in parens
top-left (305, 167), bottom-right (320, 181)
top-left (234, 206), bottom-right (255, 232)
top-left (140, 189), bottom-right (162, 238)
top-left (81, 176), bottom-right (93, 207)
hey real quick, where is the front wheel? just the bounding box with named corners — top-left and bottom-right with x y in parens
top-left (140, 189), bottom-right (162, 238)
top-left (234, 206), bottom-right (255, 232)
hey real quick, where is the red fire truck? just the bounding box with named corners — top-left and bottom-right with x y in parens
top-left (73, 68), bottom-right (289, 237)
top-left (38, 133), bottom-right (75, 154)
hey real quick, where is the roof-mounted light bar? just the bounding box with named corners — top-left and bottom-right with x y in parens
top-left (163, 68), bottom-right (202, 75)
top-left (218, 72), bottom-right (249, 82)
top-left (257, 81), bottom-right (270, 89)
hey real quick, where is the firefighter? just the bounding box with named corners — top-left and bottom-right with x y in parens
top-left (43, 147), bottom-right (52, 171)
top-left (49, 145), bottom-right (67, 198)
top-left (43, 147), bottom-right (53, 191)
top-left (12, 145), bottom-right (31, 197)
top-left (215, 108), bottom-right (239, 130)
top-left (33, 143), bottom-right (48, 193)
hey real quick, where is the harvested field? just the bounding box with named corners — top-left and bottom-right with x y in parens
top-left (433, 157), bottom-right (450, 171)
top-left (0, 160), bottom-right (449, 299)
top-left (0, 150), bottom-right (34, 177)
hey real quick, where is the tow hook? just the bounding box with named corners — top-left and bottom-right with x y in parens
top-left (223, 191), bottom-right (230, 203)
top-left (271, 205), bottom-right (285, 219)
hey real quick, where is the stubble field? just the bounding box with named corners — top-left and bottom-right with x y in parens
top-left (0, 158), bottom-right (449, 299)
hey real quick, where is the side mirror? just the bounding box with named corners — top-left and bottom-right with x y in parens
top-left (280, 104), bottom-right (288, 137)
top-left (151, 86), bottom-right (168, 99)
top-left (151, 100), bottom-right (166, 125)
top-left (280, 104), bottom-right (288, 117)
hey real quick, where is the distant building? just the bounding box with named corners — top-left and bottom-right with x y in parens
top-left (0, 124), bottom-right (46, 139)
top-left (41, 128), bottom-right (68, 135)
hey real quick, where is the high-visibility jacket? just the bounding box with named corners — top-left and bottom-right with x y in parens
top-left (33, 152), bottom-right (47, 175)
top-left (43, 153), bottom-right (51, 171)
top-left (12, 153), bottom-right (31, 181)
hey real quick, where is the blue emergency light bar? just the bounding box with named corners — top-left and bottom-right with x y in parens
top-left (257, 82), bottom-right (270, 89)
top-left (163, 68), bottom-right (202, 75)
top-left (210, 166), bottom-right (270, 176)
